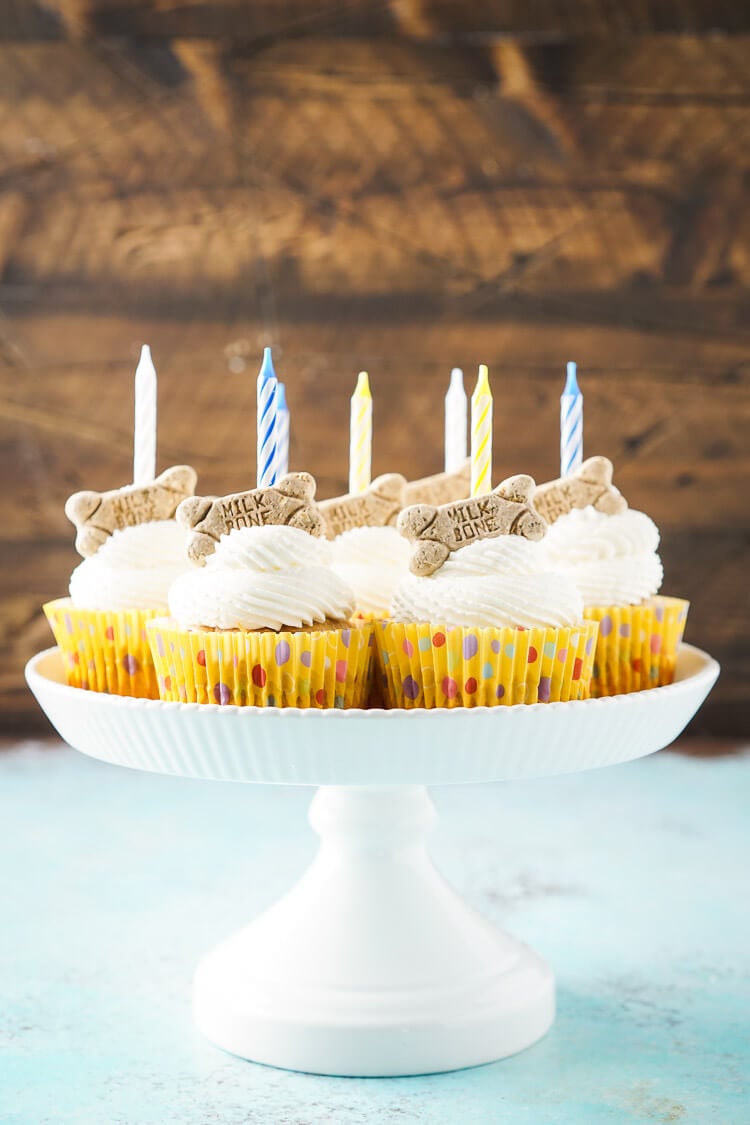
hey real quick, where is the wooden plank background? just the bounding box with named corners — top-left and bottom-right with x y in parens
top-left (1, 1), bottom-right (748, 734)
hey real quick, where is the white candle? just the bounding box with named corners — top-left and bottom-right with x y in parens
top-left (444, 367), bottom-right (467, 473)
top-left (133, 344), bottom-right (157, 485)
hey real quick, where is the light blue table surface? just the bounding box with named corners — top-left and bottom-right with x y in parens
top-left (0, 741), bottom-right (748, 1125)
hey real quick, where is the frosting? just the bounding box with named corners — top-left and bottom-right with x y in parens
top-left (168, 524), bottom-right (356, 631)
top-left (331, 526), bottom-right (411, 616)
top-left (391, 534), bottom-right (583, 629)
top-left (69, 520), bottom-right (191, 611)
top-left (439, 534), bottom-right (548, 578)
top-left (541, 506), bottom-right (663, 606)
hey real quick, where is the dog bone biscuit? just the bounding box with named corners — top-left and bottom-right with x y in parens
top-left (177, 471), bottom-right (324, 564)
top-left (65, 465), bottom-right (198, 557)
top-left (398, 474), bottom-right (546, 576)
top-left (403, 461), bottom-right (470, 507)
top-left (533, 456), bottom-right (627, 524)
top-left (319, 473), bottom-right (407, 539)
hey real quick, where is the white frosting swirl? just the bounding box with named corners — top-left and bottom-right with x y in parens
top-left (392, 535), bottom-right (583, 629)
top-left (331, 527), bottom-right (411, 616)
top-left (168, 524), bottom-right (355, 631)
top-left (69, 521), bottom-right (191, 611)
top-left (440, 535), bottom-right (547, 578)
top-left (542, 507), bottom-right (663, 607)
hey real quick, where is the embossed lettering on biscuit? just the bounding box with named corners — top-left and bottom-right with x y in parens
top-left (398, 473), bottom-right (546, 576)
top-left (319, 473), bottom-right (407, 539)
top-left (534, 456), bottom-right (627, 524)
top-left (177, 471), bottom-right (324, 564)
top-left (65, 465), bottom-right (198, 558)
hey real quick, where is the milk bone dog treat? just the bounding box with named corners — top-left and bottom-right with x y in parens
top-left (177, 472), bottom-right (324, 564)
top-left (320, 465), bottom-right (470, 540)
top-left (533, 456), bottom-right (627, 525)
top-left (318, 474), bottom-right (407, 538)
top-left (403, 461), bottom-right (471, 507)
top-left (398, 474), bottom-right (546, 577)
top-left (65, 465), bottom-right (198, 557)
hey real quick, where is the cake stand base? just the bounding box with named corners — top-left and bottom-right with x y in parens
top-left (193, 786), bottom-right (553, 1076)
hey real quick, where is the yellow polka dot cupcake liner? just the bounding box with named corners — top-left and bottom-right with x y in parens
top-left (375, 620), bottom-right (599, 709)
top-left (146, 619), bottom-right (374, 708)
top-left (358, 616), bottom-right (390, 709)
top-left (43, 598), bottom-right (163, 699)
top-left (583, 595), bottom-right (689, 698)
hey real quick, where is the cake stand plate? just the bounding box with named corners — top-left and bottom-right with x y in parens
top-left (27, 645), bottom-right (718, 1077)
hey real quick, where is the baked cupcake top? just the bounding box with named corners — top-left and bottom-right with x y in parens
top-left (331, 526), bottom-right (411, 618)
top-left (391, 535), bottom-right (583, 629)
top-left (168, 524), bottom-right (356, 631)
top-left (541, 506), bottom-right (663, 607)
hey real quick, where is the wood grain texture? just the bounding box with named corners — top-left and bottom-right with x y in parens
top-left (15, 0), bottom-right (750, 40)
top-left (0, 7), bottom-right (747, 733)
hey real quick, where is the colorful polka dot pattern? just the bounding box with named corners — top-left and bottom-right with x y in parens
top-left (583, 596), bottom-right (689, 698)
top-left (375, 619), bottom-right (600, 709)
top-left (146, 620), bottom-right (374, 709)
top-left (43, 598), bottom-right (163, 699)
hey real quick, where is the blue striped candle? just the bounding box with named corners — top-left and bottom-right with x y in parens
top-left (560, 361), bottom-right (583, 477)
top-left (276, 381), bottom-right (290, 477)
top-left (257, 347), bottom-right (278, 488)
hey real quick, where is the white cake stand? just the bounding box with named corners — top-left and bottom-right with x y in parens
top-left (27, 644), bottom-right (718, 1077)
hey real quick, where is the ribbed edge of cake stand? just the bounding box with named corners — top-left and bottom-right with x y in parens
top-left (26, 645), bottom-right (719, 786)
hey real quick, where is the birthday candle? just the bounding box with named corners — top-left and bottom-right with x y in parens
top-left (470, 364), bottom-right (493, 497)
top-left (133, 344), bottom-right (157, 485)
top-left (276, 381), bottom-right (290, 477)
top-left (257, 347), bottom-right (278, 488)
top-left (444, 367), bottom-right (467, 473)
top-left (349, 371), bottom-right (372, 495)
top-left (560, 361), bottom-right (583, 477)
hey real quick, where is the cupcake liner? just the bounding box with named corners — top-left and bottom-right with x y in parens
top-left (43, 597), bottom-right (163, 698)
top-left (583, 595), bottom-right (689, 698)
top-left (147, 619), bottom-right (374, 708)
top-left (375, 620), bottom-right (599, 709)
top-left (357, 616), bottom-right (390, 708)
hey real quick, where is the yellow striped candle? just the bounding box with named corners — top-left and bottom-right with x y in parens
top-left (349, 371), bottom-right (372, 495)
top-left (470, 364), bottom-right (493, 497)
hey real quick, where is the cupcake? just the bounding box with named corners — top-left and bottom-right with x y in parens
top-left (44, 466), bottom-right (197, 698)
top-left (377, 476), bottom-right (598, 708)
top-left (147, 478), bottom-right (373, 707)
top-left (542, 504), bottom-right (688, 696)
top-left (330, 524), bottom-right (411, 708)
top-left (331, 526), bottom-right (411, 620)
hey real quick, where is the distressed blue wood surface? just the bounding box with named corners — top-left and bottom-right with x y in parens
top-left (0, 743), bottom-right (748, 1125)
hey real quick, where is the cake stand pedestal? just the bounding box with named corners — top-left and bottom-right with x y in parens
top-left (27, 644), bottom-right (718, 1077)
top-left (195, 784), bottom-right (552, 1075)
